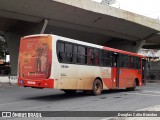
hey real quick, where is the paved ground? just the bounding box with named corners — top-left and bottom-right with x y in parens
top-left (0, 83), bottom-right (160, 120)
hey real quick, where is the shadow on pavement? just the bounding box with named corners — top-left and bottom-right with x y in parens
top-left (23, 88), bottom-right (142, 102)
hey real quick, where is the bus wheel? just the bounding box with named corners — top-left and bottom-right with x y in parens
top-left (92, 79), bottom-right (102, 96)
top-left (62, 90), bottom-right (77, 95)
top-left (126, 81), bottom-right (136, 91)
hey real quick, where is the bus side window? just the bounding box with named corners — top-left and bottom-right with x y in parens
top-left (129, 56), bottom-right (134, 68)
top-left (135, 57), bottom-right (140, 69)
top-left (120, 55), bottom-right (129, 68)
top-left (65, 43), bottom-right (73, 63)
top-left (138, 58), bottom-right (141, 69)
top-left (94, 49), bottom-right (99, 65)
top-left (87, 48), bottom-right (94, 65)
top-left (73, 45), bottom-right (78, 63)
top-left (57, 41), bottom-right (73, 63)
top-left (101, 50), bottom-right (111, 67)
top-left (76, 45), bottom-right (87, 64)
top-left (57, 42), bottom-right (65, 62)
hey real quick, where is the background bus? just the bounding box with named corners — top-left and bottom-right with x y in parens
top-left (18, 34), bottom-right (146, 95)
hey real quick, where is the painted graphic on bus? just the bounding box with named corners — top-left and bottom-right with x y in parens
top-left (19, 36), bottom-right (52, 79)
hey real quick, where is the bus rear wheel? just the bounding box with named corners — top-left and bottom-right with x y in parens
top-left (92, 79), bottom-right (102, 96)
top-left (62, 90), bottom-right (77, 95)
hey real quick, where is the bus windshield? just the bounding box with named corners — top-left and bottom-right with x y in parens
top-left (19, 35), bottom-right (52, 79)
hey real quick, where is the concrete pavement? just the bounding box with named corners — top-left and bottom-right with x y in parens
top-left (0, 83), bottom-right (160, 120)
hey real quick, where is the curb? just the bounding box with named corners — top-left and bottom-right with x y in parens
top-left (0, 82), bottom-right (18, 88)
top-left (0, 76), bottom-right (18, 87)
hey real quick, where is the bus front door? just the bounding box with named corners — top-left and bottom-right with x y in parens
top-left (112, 53), bottom-right (120, 89)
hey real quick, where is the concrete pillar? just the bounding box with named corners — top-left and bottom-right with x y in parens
top-left (134, 40), bottom-right (145, 53)
top-left (107, 39), bottom-right (145, 53)
top-left (27, 19), bottom-right (48, 35)
top-left (4, 33), bottom-right (21, 75)
top-left (4, 19), bottom-right (48, 75)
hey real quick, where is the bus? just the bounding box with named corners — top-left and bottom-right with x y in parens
top-left (18, 34), bottom-right (146, 95)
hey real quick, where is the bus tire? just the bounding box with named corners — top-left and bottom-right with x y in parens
top-left (62, 90), bottom-right (77, 95)
top-left (92, 79), bottom-right (102, 96)
top-left (126, 80), bottom-right (136, 91)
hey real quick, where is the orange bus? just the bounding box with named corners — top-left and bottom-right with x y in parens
top-left (18, 34), bottom-right (146, 95)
